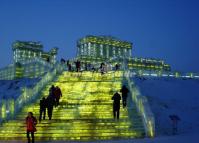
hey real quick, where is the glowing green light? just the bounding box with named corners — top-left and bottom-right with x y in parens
top-left (0, 71), bottom-right (144, 140)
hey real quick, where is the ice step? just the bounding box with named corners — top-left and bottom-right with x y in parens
top-left (0, 71), bottom-right (145, 141)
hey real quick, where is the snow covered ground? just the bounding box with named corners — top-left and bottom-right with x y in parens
top-left (0, 78), bottom-right (40, 99)
top-left (133, 77), bottom-right (199, 136)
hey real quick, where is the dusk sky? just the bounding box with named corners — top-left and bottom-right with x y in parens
top-left (0, 0), bottom-right (199, 72)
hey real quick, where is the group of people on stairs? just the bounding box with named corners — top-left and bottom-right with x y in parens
top-left (112, 85), bottom-right (129, 120)
top-left (39, 85), bottom-right (62, 121)
top-left (25, 85), bottom-right (62, 143)
top-left (25, 84), bottom-right (129, 143)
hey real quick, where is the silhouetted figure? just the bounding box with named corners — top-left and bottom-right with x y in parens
top-left (54, 86), bottom-right (62, 107)
top-left (46, 95), bottom-right (55, 120)
top-left (66, 60), bottom-right (72, 71)
top-left (26, 112), bottom-right (37, 143)
top-left (88, 63), bottom-right (91, 71)
top-left (39, 97), bottom-right (46, 122)
top-left (66, 60), bottom-right (70, 66)
top-left (112, 92), bottom-right (121, 120)
top-left (115, 64), bottom-right (119, 71)
top-left (47, 86), bottom-right (56, 120)
top-left (100, 63), bottom-right (105, 75)
top-left (85, 63), bottom-right (88, 71)
top-left (60, 58), bottom-right (66, 64)
top-left (49, 85), bottom-right (56, 102)
top-left (49, 85), bottom-right (55, 96)
top-left (75, 60), bottom-right (81, 72)
top-left (92, 65), bottom-right (95, 73)
top-left (169, 115), bottom-right (181, 135)
top-left (46, 57), bottom-right (50, 63)
top-left (120, 85), bottom-right (129, 108)
top-left (68, 64), bottom-right (72, 71)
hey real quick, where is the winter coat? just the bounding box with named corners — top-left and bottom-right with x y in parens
top-left (120, 86), bottom-right (129, 98)
top-left (40, 99), bottom-right (46, 110)
top-left (26, 116), bottom-right (37, 132)
top-left (54, 88), bottom-right (62, 99)
top-left (46, 96), bottom-right (55, 108)
top-left (112, 92), bottom-right (121, 110)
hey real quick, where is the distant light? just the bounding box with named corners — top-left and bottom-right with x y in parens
top-left (151, 73), bottom-right (157, 77)
top-left (143, 73), bottom-right (149, 76)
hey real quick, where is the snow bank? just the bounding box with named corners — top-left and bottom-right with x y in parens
top-left (133, 77), bottom-right (199, 136)
top-left (0, 78), bottom-right (40, 99)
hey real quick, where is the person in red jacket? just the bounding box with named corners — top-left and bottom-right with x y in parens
top-left (26, 112), bottom-right (37, 143)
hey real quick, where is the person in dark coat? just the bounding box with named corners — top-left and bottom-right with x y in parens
top-left (39, 97), bottom-right (46, 122)
top-left (75, 60), bottom-right (81, 72)
top-left (169, 115), bottom-right (181, 135)
top-left (66, 60), bottom-right (70, 66)
top-left (68, 63), bottom-right (72, 71)
top-left (60, 58), bottom-right (66, 64)
top-left (66, 60), bottom-right (72, 71)
top-left (26, 112), bottom-right (37, 143)
top-left (49, 85), bottom-right (55, 96)
top-left (120, 85), bottom-right (129, 108)
top-left (54, 86), bottom-right (62, 107)
top-left (100, 63), bottom-right (105, 75)
top-left (49, 85), bottom-right (56, 102)
top-left (46, 95), bottom-right (55, 120)
top-left (115, 64), bottom-right (119, 71)
top-left (112, 92), bottom-right (121, 120)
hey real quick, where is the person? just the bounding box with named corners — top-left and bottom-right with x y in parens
top-left (91, 65), bottom-right (95, 73)
top-left (68, 63), bottom-right (72, 71)
top-left (88, 63), bottom-right (91, 71)
top-left (169, 115), bottom-right (180, 135)
top-left (46, 86), bottom-right (56, 120)
top-left (66, 60), bottom-right (70, 66)
top-left (120, 85), bottom-right (129, 108)
top-left (49, 85), bottom-right (55, 96)
top-left (54, 86), bottom-right (62, 107)
top-left (46, 95), bottom-right (55, 120)
top-left (66, 60), bottom-right (72, 71)
top-left (75, 60), bottom-right (81, 72)
top-left (85, 63), bottom-right (88, 71)
top-left (60, 58), bottom-right (66, 64)
top-left (112, 92), bottom-right (121, 120)
top-left (26, 112), bottom-right (37, 143)
top-left (100, 62), bottom-right (105, 75)
top-left (115, 64), bottom-right (119, 71)
top-left (49, 85), bottom-right (56, 102)
top-left (39, 97), bottom-right (46, 122)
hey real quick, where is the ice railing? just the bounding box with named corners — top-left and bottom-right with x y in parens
top-left (0, 63), bottom-right (64, 124)
top-left (20, 58), bottom-right (54, 69)
top-left (61, 71), bottom-right (123, 81)
top-left (0, 64), bottom-right (15, 80)
top-left (130, 70), bottom-right (199, 79)
top-left (124, 70), bottom-right (155, 137)
top-left (0, 58), bottom-right (54, 80)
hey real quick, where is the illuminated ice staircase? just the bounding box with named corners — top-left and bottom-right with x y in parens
top-left (0, 71), bottom-right (145, 141)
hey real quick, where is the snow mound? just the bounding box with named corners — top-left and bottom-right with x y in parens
top-left (133, 77), bottom-right (199, 136)
top-left (0, 78), bottom-right (40, 99)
